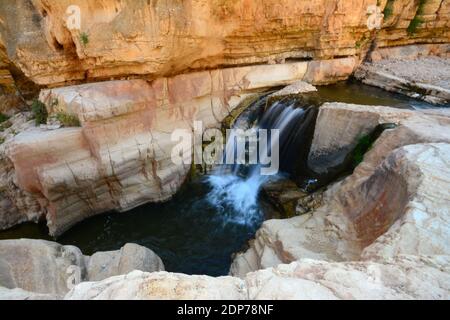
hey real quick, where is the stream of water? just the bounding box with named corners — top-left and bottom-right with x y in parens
top-left (0, 81), bottom-right (441, 276)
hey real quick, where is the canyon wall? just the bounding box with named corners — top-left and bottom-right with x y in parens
top-left (0, 0), bottom-right (449, 234)
top-left (0, 0), bottom-right (449, 87)
top-left (1, 62), bottom-right (313, 235)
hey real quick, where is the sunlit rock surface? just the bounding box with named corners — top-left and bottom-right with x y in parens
top-left (0, 0), bottom-right (449, 86)
top-left (1, 63), bottom-right (310, 235)
top-left (66, 270), bottom-right (247, 300)
top-left (65, 255), bottom-right (449, 300)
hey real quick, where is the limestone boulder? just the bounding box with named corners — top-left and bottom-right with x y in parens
top-left (87, 243), bottom-right (164, 282)
top-left (245, 256), bottom-right (450, 300)
top-left (1, 63), bottom-right (310, 236)
top-left (65, 270), bottom-right (246, 300)
top-left (0, 239), bottom-right (86, 297)
top-left (65, 255), bottom-right (449, 300)
top-left (231, 103), bottom-right (450, 277)
top-left (0, 239), bottom-right (164, 299)
top-left (307, 103), bottom-right (447, 175)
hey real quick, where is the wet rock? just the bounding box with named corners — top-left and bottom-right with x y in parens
top-left (1, 63), bottom-right (311, 236)
top-left (261, 179), bottom-right (307, 218)
top-left (0, 62), bottom-right (307, 235)
top-left (261, 178), bottom-right (324, 218)
top-left (296, 192), bottom-right (323, 215)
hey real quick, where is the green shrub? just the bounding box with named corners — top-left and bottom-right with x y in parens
top-left (355, 35), bottom-right (368, 49)
top-left (408, 0), bottom-right (427, 35)
top-left (80, 32), bottom-right (89, 46)
top-left (352, 134), bottom-right (374, 167)
top-left (407, 16), bottom-right (424, 35)
top-left (0, 137), bottom-right (5, 145)
top-left (56, 112), bottom-right (81, 127)
top-left (0, 113), bottom-right (9, 124)
top-left (0, 120), bottom-right (12, 131)
top-left (383, 0), bottom-right (395, 19)
top-left (31, 100), bottom-right (48, 126)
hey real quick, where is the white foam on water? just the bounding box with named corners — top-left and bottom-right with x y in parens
top-left (206, 173), bottom-right (269, 226)
top-left (206, 99), bottom-right (307, 227)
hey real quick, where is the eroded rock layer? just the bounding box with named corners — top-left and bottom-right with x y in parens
top-left (0, 0), bottom-right (449, 86)
top-left (1, 62), bottom-right (315, 235)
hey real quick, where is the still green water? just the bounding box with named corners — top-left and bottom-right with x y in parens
top-left (0, 81), bottom-right (440, 276)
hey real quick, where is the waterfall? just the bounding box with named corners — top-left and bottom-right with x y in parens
top-left (206, 95), bottom-right (319, 226)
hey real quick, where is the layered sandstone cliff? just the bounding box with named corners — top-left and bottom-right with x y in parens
top-left (0, 0), bottom-right (449, 87)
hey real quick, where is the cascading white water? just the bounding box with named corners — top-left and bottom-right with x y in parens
top-left (206, 174), bottom-right (268, 225)
top-left (206, 97), bottom-right (316, 226)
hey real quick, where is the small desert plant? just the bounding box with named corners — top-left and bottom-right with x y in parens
top-left (80, 32), bottom-right (89, 46)
top-left (383, 0), bottom-right (395, 19)
top-left (0, 120), bottom-right (12, 131)
top-left (31, 100), bottom-right (48, 126)
top-left (355, 35), bottom-right (368, 49)
top-left (0, 137), bottom-right (5, 145)
top-left (407, 0), bottom-right (427, 35)
top-left (56, 112), bottom-right (81, 127)
top-left (51, 98), bottom-right (59, 108)
top-left (352, 134), bottom-right (374, 167)
top-left (0, 113), bottom-right (9, 124)
top-left (407, 15), bottom-right (424, 34)
top-left (417, 0), bottom-right (427, 14)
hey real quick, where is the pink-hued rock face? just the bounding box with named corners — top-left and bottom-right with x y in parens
top-left (0, 0), bottom-right (449, 86)
top-left (2, 62), bottom-right (311, 236)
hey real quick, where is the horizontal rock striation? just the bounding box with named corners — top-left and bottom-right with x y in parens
top-left (1, 62), bottom-right (316, 235)
top-left (0, 0), bottom-right (449, 87)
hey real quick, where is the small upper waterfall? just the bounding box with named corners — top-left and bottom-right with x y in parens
top-left (206, 94), bottom-right (319, 226)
